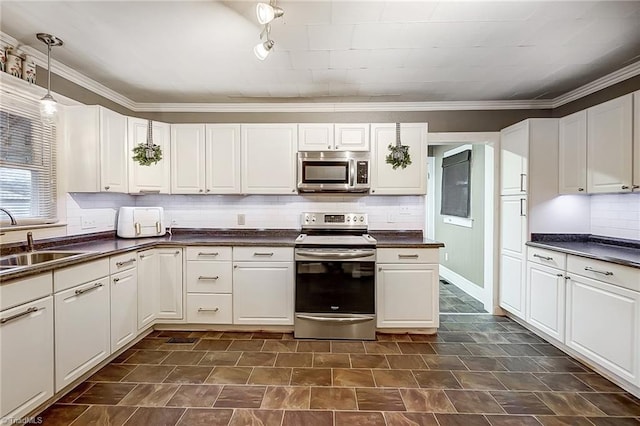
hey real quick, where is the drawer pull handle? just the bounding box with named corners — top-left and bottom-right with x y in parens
top-left (533, 254), bottom-right (553, 261)
top-left (398, 254), bottom-right (419, 259)
top-left (520, 173), bottom-right (526, 192)
top-left (1, 306), bottom-right (40, 325)
top-left (75, 283), bottom-right (104, 296)
top-left (198, 276), bottom-right (219, 280)
top-left (116, 258), bottom-right (136, 267)
top-left (198, 307), bottom-right (219, 312)
top-left (584, 266), bottom-right (613, 276)
top-left (556, 273), bottom-right (564, 277)
top-left (254, 252), bottom-right (274, 256)
top-left (198, 252), bottom-right (219, 256)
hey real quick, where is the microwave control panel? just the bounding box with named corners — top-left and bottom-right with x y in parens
top-left (356, 161), bottom-right (369, 184)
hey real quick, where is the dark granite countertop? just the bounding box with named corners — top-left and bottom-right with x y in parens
top-left (0, 229), bottom-right (443, 282)
top-left (527, 234), bottom-right (640, 269)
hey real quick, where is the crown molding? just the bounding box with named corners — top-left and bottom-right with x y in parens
top-left (550, 60), bottom-right (640, 109)
top-left (2, 30), bottom-right (638, 114)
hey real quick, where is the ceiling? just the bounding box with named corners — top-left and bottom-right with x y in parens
top-left (2, 1), bottom-right (640, 105)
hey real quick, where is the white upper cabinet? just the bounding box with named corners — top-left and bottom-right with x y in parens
top-left (634, 90), bottom-right (640, 191)
top-left (370, 123), bottom-right (427, 195)
top-left (559, 110), bottom-right (587, 194)
top-left (500, 121), bottom-right (529, 195)
top-left (587, 93), bottom-right (633, 193)
top-left (206, 124), bottom-right (241, 194)
top-left (66, 105), bottom-right (128, 193)
top-left (128, 117), bottom-right (171, 194)
top-left (334, 123), bottom-right (370, 151)
top-left (171, 124), bottom-right (206, 194)
top-left (241, 124), bottom-right (297, 194)
top-left (298, 123), bottom-right (335, 151)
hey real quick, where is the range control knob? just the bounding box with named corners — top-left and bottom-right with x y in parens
top-left (311, 216), bottom-right (316, 222)
top-left (347, 216), bottom-right (351, 222)
top-left (359, 216), bottom-right (364, 222)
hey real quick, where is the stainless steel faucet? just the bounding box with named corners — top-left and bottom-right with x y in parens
top-left (0, 208), bottom-right (17, 226)
top-left (27, 232), bottom-right (34, 252)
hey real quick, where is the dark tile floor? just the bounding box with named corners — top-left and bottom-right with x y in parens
top-left (38, 315), bottom-right (640, 425)
top-left (440, 279), bottom-right (488, 314)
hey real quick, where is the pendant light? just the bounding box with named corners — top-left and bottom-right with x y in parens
top-left (36, 33), bottom-right (63, 124)
top-left (256, 2), bottom-right (284, 24)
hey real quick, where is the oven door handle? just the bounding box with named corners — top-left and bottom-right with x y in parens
top-left (296, 250), bottom-right (374, 260)
top-left (296, 314), bottom-right (375, 324)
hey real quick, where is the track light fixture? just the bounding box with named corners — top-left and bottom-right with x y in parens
top-left (36, 33), bottom-right (63, 124)
top-left (254, 1), bottom-right (283, 60)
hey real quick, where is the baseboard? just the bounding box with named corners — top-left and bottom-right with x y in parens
top-left (439, 265), bottom-right (488, 311)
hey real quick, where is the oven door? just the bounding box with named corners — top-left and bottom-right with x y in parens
top-left (294, 248), bottom-right (376, 339)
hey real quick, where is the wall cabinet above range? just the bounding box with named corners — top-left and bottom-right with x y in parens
top-left (65, 105), bottom-right (128, 193)
top-left (298, 123), bottom-right (370, 151)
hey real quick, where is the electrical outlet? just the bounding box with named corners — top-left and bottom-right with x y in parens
top-left (399, 206), bottom-right (410, 215)
top-left (237, 214), bottom-right (245, 225)
top-left (387, 213), bottom-right (396, 223)
top-left (81, 217), bottom-right (97, 229)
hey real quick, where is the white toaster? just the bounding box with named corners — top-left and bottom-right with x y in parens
top-left (117, 207), bottom-right (166, 238)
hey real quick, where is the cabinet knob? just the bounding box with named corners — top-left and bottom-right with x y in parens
top-left (199, 189), bottom-right (203, 193)
top-left (578, 188), bottom-right (584, 192)
top-left (113, 277), bottom-right (120, 283)
top-left (206, 189), bottom-right (211, 193)
top-left (174, 250), bottom-right (180, 255)
top-left (556, 273), bottom-right (563, 277)
top-left (371, 189), bottom-right (375, 193)
top-left (104, 186), bottom-right (110, 190)
top-left (622, 185), bottom-right (630, 190)
top-left (292, 189), bottom-right (296, 193)
top-left (328, 145), bottom-right (331, 149)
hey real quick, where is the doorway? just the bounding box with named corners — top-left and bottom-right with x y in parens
top-left (426, 132), bottom-right (500, 314)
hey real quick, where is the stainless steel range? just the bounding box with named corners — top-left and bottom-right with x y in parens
top-left (294, 212), bottom-right (377, 340)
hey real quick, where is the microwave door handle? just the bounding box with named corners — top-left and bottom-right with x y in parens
top-left (349, 159), bottom-right (356, 187)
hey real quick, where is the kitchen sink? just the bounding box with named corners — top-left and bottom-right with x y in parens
top-left (0, 250), bottom-right (93, 269)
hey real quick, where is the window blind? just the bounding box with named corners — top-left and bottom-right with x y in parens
top-left (0, 91), bottom-right (57, 224)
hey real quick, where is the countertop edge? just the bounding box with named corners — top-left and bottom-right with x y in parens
top-left (526, 241), bottom-right (640, 269)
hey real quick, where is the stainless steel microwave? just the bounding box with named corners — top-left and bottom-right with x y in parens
top-left (297, 151), bottom-right (370, 193)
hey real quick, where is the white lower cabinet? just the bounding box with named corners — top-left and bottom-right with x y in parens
top-left (137, 249), bottom-right (158, 330)
top-left (0, 296), bottom-right (54, 421)
top-left (110, 268), bottom-right (138, 352)
top-left (526, 262), bottom-right (565, 342)
top-left (187, 294), bottom-right (233, 324)
top-left (566, 273), bottom-right (640, 385)
top-left (376, 248), bottom-right (439, 328)
top-left (156, 248), bottom-right (183, 320)
top-left (54, 277), bottom-right (110, 392)
top-left (233, 248), bottom-right (294, 325)
top-left (186, 247), bottom-right (233, 324)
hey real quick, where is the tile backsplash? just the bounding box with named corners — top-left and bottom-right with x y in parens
top-left (590, 193), bottom-right (640, 241)
top-left (66, 193), bottom-right (426, 235)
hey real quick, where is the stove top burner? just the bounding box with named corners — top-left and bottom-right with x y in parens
top-left (295, 233), bottom-right (376, 247)
top-left (297, 212), bottom-right (376, 247)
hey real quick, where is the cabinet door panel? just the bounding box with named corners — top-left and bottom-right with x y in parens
top-left (241, 124), bottom-right (297, 194)
top-left (128, 118), bottom-right (171, 193)
top-left (111, 269), bottom-right (138, 352)
top-left (334, 124), bottom-right (370, 151)
top-left (500, 122), bottom-right (528, 195)
top-left (370, 123), bottom-right (427, 195)
top-left (137, 250), bottom-right (157, 330)
top-left (559, 110), bottom-right (587, 194)
top-left (587, 94), bottom-right (633, 193)
top-left (55, 278), bottom-right (110, 391)
top-left (156, 249), bottom-right (183, 320)
top-left (376, 264), bottom-right (438, 328)
top-left (634, 91), bottom-right (640, 190)
top-left (500, 196), bottom-right (527, 256)
top-left (206, 124), bottom-right (241, 193)
top-left (526, 262), bottom-right (564, 341)
top-left (0, 296), bottom-right (53, 419)
top-left (171, 124), bottom-right (206, 194)
top-left (499, 253), bottom-right (525, 319)
top-left (233, 262), bottom-right (294, 325)
top-left (567, 275), bottom-right (639, 383)
top-left (298, 124), bottom-right (334, 151)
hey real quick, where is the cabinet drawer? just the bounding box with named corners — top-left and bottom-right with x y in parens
top-left (186, 247), bottom-right (232, 261)
top-left (186, 294), bottom-right (232, 324)
top-left (527, 246), bottom-right (567, 270)
top-left (377, 248), bottom-right (439, 264)
top-left (110, 251), bottom-right (138, 274)
top-left (186, 262), bottom-right (232, 293)
top-left (53, 258), bottom-right (110, 293)
top-left (233, 247), bottom-right (293, 262)
top-left (1, 273), bottom-right (52, 312)
top-left (567, 255), bottom-right (639, 292)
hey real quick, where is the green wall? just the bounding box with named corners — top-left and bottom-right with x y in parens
top-left (433, 144), bottom-right (485, 287)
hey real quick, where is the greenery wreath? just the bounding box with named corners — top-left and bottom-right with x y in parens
top-left (386, 144), bottom-right (412, 170)
top-left (132, 143), bottom-right (163, 166)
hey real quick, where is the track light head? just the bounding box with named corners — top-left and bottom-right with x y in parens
top-left (256, 3), bottom-right (284, 25)
top-left (254, 39), bottom-right (275, 60)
